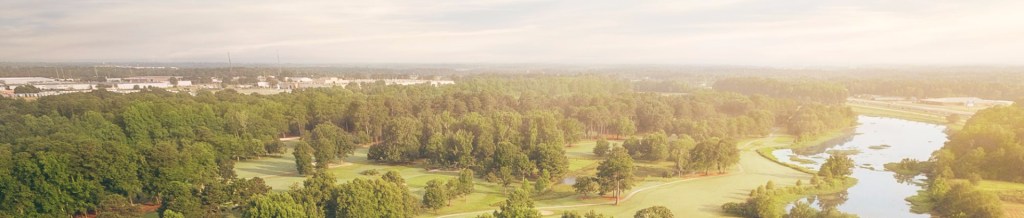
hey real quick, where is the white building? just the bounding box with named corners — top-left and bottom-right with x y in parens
top-left (116, 82), bottom-right (172, 90)
top-left (287, 77), bottom-right (314, 83)
top-left (34, 83), bottom-right (94, 90)
top-left (0, 77), bottom-right (56, 85)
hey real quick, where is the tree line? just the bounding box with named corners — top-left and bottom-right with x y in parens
top-left (713, 77), bottom-right (849, 104)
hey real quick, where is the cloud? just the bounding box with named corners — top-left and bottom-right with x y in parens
top-left (1, 0), bottom-right (1022, 65)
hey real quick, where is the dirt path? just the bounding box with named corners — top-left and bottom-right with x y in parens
top-left (438, 134), bottom-right (809, 218)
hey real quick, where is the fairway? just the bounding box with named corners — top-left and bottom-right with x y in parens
top-left (437, 135), bottom-right (811, 218)
top-left (234, 136), bottom-right (812, 217)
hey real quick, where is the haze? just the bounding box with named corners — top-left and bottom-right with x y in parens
top-left (3, 0), bottom-right (1024, 65)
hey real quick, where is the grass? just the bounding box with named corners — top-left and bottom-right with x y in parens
top-left (974, 180), bottom-right (1024, 192)
top-left (770, 177), bottom-right (858, 212)
top-left (826, 149), bottom-right (861, 156)
top-left (848, 102), bottom-right (964, 130)
top-left (796, 129), bottom-right (855, 148)
top-left (757, 147), bottom-right (816, 174)
top-left (234, 135), bottom-right (820, 218)
top-left (973, 180), bottom-right (1024, 204)
top-left (788, 156), bottom-right (817, 165)
top-left (868, 144), bottom-right (891, 150)
top-left (232, 139), bottom-right (621, 217)
top-left (752, 129), bottom-right (854, 175)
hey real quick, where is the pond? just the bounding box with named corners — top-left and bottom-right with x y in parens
top-left (771, 115), bottom-right (948, 217)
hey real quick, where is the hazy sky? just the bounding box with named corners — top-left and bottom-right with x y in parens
top-left (3, 0), bottom-right (1024, 65)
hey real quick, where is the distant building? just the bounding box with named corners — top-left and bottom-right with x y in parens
top-left (124, 76), bottom-right (176, 83)
top-left (287, 77), bottom-right (314, 83)
top-left (34, 83), bottom-right (94, 90)
top-left (176, 80), bottom-right (193, 87)
top-left (320, 77), bottom-right (347, 85)
top-left (0, 77), bottom-right (56, 85)
top-left (116, 82), bottom-right (172, 90)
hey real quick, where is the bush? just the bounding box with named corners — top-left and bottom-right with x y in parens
top-left (361, 169), bottom-right (380, 176)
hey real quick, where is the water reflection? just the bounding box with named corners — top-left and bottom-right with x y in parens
top-left (774, 116), bottom-right (947, 217)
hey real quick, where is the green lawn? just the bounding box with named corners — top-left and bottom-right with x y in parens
top-left (234, 136), bottom-right (821, 218)
top-left (975, 180), bottom-right (1024, 192)
top-left (848, 103), bottom-right (964, 130)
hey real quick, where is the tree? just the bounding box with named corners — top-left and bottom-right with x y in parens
top-left (162, 210), bottom-right (185, 218)
top-left (532, 143), bottom-right (570, 180)
top-left (13, 85), bottom-right (41, 94)
top-left (573, 176), bottom-right (600, 198)
top-left (593, 139), bottom-right (610, 157)
top-left (307, 123), bottom-right (354, 168)
top-left (535, 171), bottom-right (551, 193)
top-left (293, 141), bottom-right (314, 176)
top-left (597, 147), bottom-right (635, 205)
top-left (935, 183), bottom-right (1003, 218)
top-left (233, 177), bottom-right (272, 203)
top-left (520, 179), bottom-right (532, 196)
top-left (457, 169), bottom-right (475, 194)
top-left (562, 211), bottom-right (583, 218)
top-left (688, 138), bottom-right (739, 174)
top-left (562, 210), bottom-right (610, 218)
top-left (492, 188), bottom-right (541, 218)
top-left (382, 170), bottom-right (405, 185)
top-left (334, 178), bottom-right (418, 218)
top-left (446, 179), bottom-right (463, 201)
top-left (97, 195), bottom-right (141, 218)
top-left (818, 155), bottom-right (854, 179)
top-left (946, 114), bottom-right (961, 124)
top-left (159, 181), bottom-right (203, 217)
top-left (368, 117), bottom-right (422, 163)
top-left (642, 132), bottom-right (669, 161)
top-left (786, 201), bottom-right (819, 218)
top-left (616, 117), bottom-right (636, 138)
top-left (634, 206), bottom-right (674, 218)
top-left (561, 118), bottom-right (585, 145)
top-left (265, 139), bottom-right (285, 154)
top-left (242, 193), bottom-right (307, 218)
top-left (423, 179), bottom-right (449, 211)
top-left (713, 138), bottom-right (740, 173)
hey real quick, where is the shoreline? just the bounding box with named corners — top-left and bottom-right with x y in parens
top-left (754, 127), bottom-right (857, 175)
top-left (847, 102), bottom-right (964, 130)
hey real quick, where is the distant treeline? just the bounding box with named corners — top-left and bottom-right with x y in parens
top-left (840, 77), bottom-right (1024, 101)
top-left (0, 65), bottom-right (453, 81)
top-left (712, 77), bottom-right (849, 104)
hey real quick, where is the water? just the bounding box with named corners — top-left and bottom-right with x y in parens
top-left (772, 115), bottom-right (947, 217)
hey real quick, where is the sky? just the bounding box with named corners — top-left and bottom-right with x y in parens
top-left (2, 0), bottom-right (1024, 66)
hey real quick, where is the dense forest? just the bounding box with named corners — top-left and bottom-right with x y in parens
top-left (0, 75), bottom-right (854, 217)
top-left (935, 104), bottom-right (1024, 182)
top-left (894, 104), bottom-right (1024, 218)
top-left (712, 77), bottom-right (849, 104)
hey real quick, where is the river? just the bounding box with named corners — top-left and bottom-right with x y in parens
top-left (771, 115), bottom-right (947, 217)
